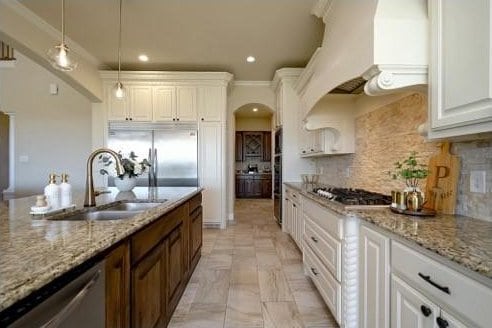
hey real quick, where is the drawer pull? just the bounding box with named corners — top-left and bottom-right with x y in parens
top-left (311, 267), bottom-right (319, 276)
top-left (311, 236), bottom-right (318, 243)
top-left (418, 272), bottom-right (451, 294)
top-left (420, 305), bottom-right (432, 317)
top-left (293, 204), bottom-right (296, 208)
top-left (436, 317), bottom-right (449, 328)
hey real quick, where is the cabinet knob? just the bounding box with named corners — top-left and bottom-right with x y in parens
top-left (129, 117), bottom-right (133, 121)
top-left (125, 117), bottom-right (128, 121)
top-left (177, 118), bottom-right (180, 121)
top-left (173, 118), bottom-right (176, 121)
top-left (420, 305), bottom-right (432, 317)
top-left (310, 149), bottom-right (314, 152)
top-left (436, 317), bottom-right (449, 328)
top-left (311, 236), bottom-right (318, 243)
top-left (201, 118), bottom-right (204, 121)
top-left (310, 267), bottom-right (319, 276)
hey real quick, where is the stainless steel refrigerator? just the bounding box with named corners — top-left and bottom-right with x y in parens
top-left (107, 122), bottom-right (198, 187)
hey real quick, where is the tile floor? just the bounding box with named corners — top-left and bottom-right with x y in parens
top-left (168, 199), bottom-right (339, 328)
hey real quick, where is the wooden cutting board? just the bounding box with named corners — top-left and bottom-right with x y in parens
top-left (424, 142), bottom-right (460, 214)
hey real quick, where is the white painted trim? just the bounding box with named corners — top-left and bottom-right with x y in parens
top-left (2, 112), bottom-right (15, 195)
top-left (271, 68), bottom-right (304, 91)
top-left (0, 60), bottom-right (16, 68)
top-left (1, 0), bottom-right (101, 67)
top-left (363, 65), bottom-right (428, 96)
top-left (99, 70), bottom-right (233, 84)
top-left (311, 0), bottom-right (334, 24)
top-left (295, 47), bottom-right (321, 94)
top-left (232, 80), bottom-right (271, 87)
top-left (228, 212), bottom-right (235, 221)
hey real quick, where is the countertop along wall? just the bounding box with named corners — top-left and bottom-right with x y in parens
top-left (0, 51), bottom-right (92, 196)
top-left (314, 93), bottom-right (492, 221)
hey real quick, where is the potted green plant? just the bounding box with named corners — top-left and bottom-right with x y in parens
top-left (99, 151), bottom-right (150, 191)
top-left (390, 151), bottom-right (429, 211)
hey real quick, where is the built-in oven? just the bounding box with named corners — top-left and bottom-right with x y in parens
top-left (273, 128), bottom-right (282, 226)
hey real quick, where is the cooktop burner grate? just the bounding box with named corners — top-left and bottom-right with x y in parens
top-left (312, 187), bottom-right (392, 206)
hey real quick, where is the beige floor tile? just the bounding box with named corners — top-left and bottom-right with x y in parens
top-left (258, 269), bottom-right (294, 302)
top-left (256, 251), bottom-right (282, 270)
top-left (206, 253), bottom-right (233, 270)
top-left (194, 269), bottom-right (230, 304)
top-left (262, 301), bottom-right (304, 328)
top-left (181, 303), bottom-right (226, 328)
top-left (230, 269), bottom-right (259, 286)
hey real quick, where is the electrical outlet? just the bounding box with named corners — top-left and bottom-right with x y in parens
top-left (470, 170), bottom-right (486, 193)
top-left (19, 155), bottom-right (29, 163)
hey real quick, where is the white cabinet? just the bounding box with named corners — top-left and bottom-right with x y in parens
top-left (391, 274), bottom-right (439, 328)
top-left (130, 86), bottom-right (153, 121)
top-left (299, 129), bottom-right (322, 156)
top-left (299, 127), bottom-right (354, 157)
top-left (198, 86), bottom-right (224, 122)
top-left (284, 187), bottom-right (302, 249)
top-left (275, 84), bottom-right (284, 127)
top-left (429, 0), bottom-right (492, 139)
top-left (199, 121), bottom-right (224, 228)
top-left (107, 85), bottom-right (152, 121)
top-left (359, 225), bottom-right (390, 328)
top-left (176, 86), bottom-right (197, 122)
top-left (153, 86), bottom-right (176, 122)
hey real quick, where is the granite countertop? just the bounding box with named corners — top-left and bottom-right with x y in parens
top-left (284, 182), bottom-right (492, 281)
top-left (0, 186), bottom-right (201, 312)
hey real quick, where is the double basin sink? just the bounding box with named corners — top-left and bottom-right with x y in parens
top-left (48, 201), bottom-right (166, 221)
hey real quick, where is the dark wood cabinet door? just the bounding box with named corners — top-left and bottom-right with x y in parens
top-left (131, 243), bottom-right (166, 328)
top-left (243, 132), bottom-right (263, 157)
top-left (167, 223), bottom-right (185, 317)
top-left (262, 178), bottom-right (272, 198)
top-left (235, 132), bottom-right (243, 161)
top-left (252, 178), bottom-right (262, 197)
top-left (190, 207), bottom-right (202, 262)
top-left (263, 131), bottom-right (272, 161)
top-left (106, 242), bottom-right (130, 328)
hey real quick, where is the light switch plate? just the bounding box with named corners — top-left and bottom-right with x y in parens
top-left (470, 170), bottom-right (486, 193)
top-left (19, 155), bottom-right (29, 163)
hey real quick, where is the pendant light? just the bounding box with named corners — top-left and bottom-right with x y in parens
top-left (114, 0), bottom-right (125, 99)
top-left (47, 0), bottom-right (77, 71)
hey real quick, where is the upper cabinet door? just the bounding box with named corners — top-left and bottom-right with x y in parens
top-left (429, 0), bottom-right (492, 139)
top-left (153, 86), bottom-right (176, 122)
top-left (176, 86), bottom-right (197, 122)
top-left (107, 86), bottom-right (129, 121)
top-left (198, 86), bottom-right (224, 122)
top-left (130, 86), bottom-right (153, 121)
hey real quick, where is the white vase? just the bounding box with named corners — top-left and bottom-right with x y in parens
top-left (114, 176), bottom-right (137, 192)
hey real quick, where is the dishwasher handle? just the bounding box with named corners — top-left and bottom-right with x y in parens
top-left (40, 270), bottom-right (101, 328)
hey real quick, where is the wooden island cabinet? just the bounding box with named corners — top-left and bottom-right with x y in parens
top-left (105, 193), bottom-right (202, 328)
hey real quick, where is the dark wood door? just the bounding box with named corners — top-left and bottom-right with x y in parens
top-left (131, 242), bottom-right (166, 328)
top-left (190, 207), bottom-right (202, 262)
top-left (262, 177), bottom-right (272, 198)
top-left (235, 132), bottom-right (243, 161)
top-left (263, 131), bottom-right (272, 161)
top-left (167, 223), bottom-right (185, 317)
top-left (243, 132), bottom-right (263, 158)
top-left (106, 242), bottom-right (130, 328)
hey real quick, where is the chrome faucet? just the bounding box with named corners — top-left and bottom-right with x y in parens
top-left (84, 148), bottom-right (124, 207)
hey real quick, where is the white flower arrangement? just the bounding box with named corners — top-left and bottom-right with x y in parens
top-left (99, 151), bottom-right (150, 179)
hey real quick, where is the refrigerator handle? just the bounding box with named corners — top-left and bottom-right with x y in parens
top-left (148, 148), bottom-right (152, 187)
top-left (153, 148), bottom-right (158, 187)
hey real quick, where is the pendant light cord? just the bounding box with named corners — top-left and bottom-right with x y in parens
top-left (117, 0), bottom-right (122, 82)
top-left (61, 0), bottom-right (65, 45)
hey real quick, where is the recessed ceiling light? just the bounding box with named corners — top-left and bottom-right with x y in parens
top-left (252, 108), bottom-right (258, 112)
top-left (246, 56), bottom-right (256, 63)
top-left (138, 54), bottom-right (149, 62)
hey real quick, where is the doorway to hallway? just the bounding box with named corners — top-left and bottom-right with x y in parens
top-left (0, 111), bottom-right (9, 200)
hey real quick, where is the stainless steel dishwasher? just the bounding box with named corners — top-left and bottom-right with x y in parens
top-left (9, 260), bottom-right (105, 328)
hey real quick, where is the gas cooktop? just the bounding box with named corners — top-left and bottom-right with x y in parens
top-left (311, 187), bottom-right (392, 208)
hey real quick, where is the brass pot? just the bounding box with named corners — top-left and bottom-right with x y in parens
top-left (406, 190), bottom-right (424, 211)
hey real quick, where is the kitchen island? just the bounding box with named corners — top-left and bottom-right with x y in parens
top-left (0, 187), bottom-right (202, 326)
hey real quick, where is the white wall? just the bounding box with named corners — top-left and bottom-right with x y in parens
top-left (226, 82), bottom-right (275, 221)
top-left (236, 116), bottom-right (272, 131)
top-left (0, 52), bottom-right (92, 196)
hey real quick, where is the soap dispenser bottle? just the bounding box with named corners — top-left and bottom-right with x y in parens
top-left (60, 173), bottom-right (72, 207)
top-left (44, 173), bottom-right (60, 209)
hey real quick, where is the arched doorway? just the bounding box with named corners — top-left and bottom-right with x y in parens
top-left (233, 103), bottom-right (274, 201)
top-left (0, 111), bottom-right (9, 199)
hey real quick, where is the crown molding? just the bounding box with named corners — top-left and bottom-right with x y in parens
top-left (100, 70), bottom-right (234, 84)
top-left (311, 0), bottom-right (334, 24)
top-left (271, 68), bottom-right (304, 90)
top-left (1, 0), bottom-right (101, 66)
top-left (232, 81), bottom-right (271, 87)
top-left (295, 47), bottom-right (321, 95)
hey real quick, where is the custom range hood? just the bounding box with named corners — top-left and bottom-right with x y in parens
top-left (297, 0), bottom-right (428, 117)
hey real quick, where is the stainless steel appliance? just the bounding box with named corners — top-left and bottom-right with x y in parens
top-left (108, 122), bottom-right (198, 187)
top-left (310, 187), bottom-right (391, 209)
top-left (273, 128), bottom-right (282, 225)
top-left (9, 261), bottom-right (105, 328)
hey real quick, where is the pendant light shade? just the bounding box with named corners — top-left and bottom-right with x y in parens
top-left (114, 0), bottom-right (125, 99)
top-left (47, 0), bottom-right (77, 71)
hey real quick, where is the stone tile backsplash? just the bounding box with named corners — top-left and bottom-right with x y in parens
top-left (314, 93), bottom-right (492, 221)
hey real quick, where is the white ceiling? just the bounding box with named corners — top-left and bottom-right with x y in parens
top-left (19, 0), bottom-right (324, 81)
top-left (235, 104), bottom-right (273, 118)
